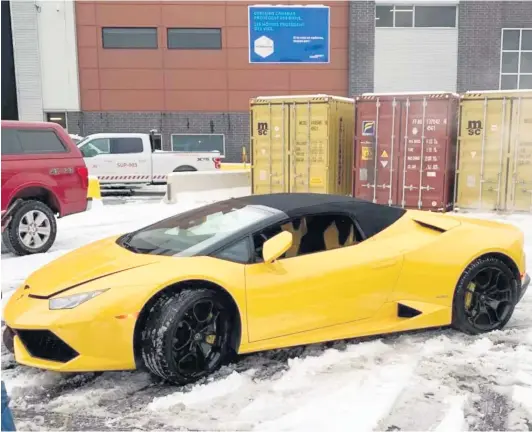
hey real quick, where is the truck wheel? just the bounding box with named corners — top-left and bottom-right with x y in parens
top-left (3, 200), bottom-right (57, 256)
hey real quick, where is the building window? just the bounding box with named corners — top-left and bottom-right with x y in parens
top-left (102, 27), bottom-right (158, 49)
top-left (376, 5), bottom-right (456, 28)
top-left (167, 28), bottom-right (222, 50)
top-left (46, 112), bottom-right (67, 129)
top-left (500, 29), bottom-right (532, 90)
top-left (171, 134), bottom-right (225, 156)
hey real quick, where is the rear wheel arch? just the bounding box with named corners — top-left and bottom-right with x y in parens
top-left (173, 165), bottom-right (197, 172)
top-left (133, 279), bottom-right (242, 369)
top-left (10, 186), bottom-right (61, 215)
top-left (460, 252), bottom-right (521, 283)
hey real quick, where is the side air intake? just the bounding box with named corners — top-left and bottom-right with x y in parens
top-left (413, 220), bottom-right (446, 233)
top-left (397, 303), bottom-right (422, 318)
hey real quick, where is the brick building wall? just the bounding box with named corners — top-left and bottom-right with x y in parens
top-left (348, 1), bottom-right (375, 96)
top-left (457, 1), bottom-right (532, 92)
top-left (67, 111), bottom-right (249, 162)
top-left (70, 1), bottom-right (350, 162)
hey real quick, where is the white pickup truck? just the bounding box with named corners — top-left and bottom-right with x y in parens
top-left (77, 133), bottom-right (221, 185)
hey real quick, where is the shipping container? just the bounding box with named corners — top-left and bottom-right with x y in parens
top-left (454, 90), bottom-right (532, 213)
top-left (250, 94), bottom-right (354, 196)
top-left (352, 92), bottom-right (459, 211)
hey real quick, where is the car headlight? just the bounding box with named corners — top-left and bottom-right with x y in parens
top-left (49, 289), bottom-right (108, 310)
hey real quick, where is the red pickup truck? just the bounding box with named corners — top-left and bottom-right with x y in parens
top-left (1, 121), bottom-right (89, 255)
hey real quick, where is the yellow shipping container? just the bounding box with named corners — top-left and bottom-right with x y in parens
top-left (455, 89), bottom-right (532, 212)
top-left (250, 94), bottom-right (354, 196)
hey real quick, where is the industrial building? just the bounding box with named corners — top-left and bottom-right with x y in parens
top-left (2, 0), bottom-right (531, 162)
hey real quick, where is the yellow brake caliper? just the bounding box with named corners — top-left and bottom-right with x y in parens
top-left (465, 282), bottom-right (476, 309)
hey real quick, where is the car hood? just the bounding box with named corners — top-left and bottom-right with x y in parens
top-left (24, 236), bottom-right (162, 298)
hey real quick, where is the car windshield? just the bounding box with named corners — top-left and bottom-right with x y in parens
top-left (119, 202), bottom-right (272, 256)
top-left (76, 136), bottom-right (89, 147)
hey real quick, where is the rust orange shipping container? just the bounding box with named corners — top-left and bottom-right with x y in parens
top-left (352, 92), bottom-right (459, 212)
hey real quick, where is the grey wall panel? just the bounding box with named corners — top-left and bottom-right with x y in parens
top-left (10, 0), bottom-right (43, 121)
top-left (375, 28), bottom-right (458, 93)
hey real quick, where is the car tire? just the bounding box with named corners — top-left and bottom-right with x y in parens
top-left (452, 256), bottom-right (518, 335)
top-left (2, 200), bottom-right (57, 256)
top-left (140, 288), bottom-right (233, 385)
top-left (1, 230), bottom-right (15, 255)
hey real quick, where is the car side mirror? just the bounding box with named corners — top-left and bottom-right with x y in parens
top-left (262, 231), bottom-right (293, 264)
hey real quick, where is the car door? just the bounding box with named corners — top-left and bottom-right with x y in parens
top-left (109, 137), bottom-right (151, 183)
top-left (79, 138), bottom-right (114, 180)
top-left (244, 213), bottom-right (405, 342)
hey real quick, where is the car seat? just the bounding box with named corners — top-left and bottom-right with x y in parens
top-left (323, 218), bottom-right (357, 251)
top-left (323, 220), bottom-right (341, 250)
top-left (281, 218), bottom-right (307, 258)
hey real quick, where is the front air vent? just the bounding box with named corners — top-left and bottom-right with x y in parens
top-left (15, 329), bottom-right (79, 363)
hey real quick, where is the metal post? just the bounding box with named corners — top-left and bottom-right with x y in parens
top-left (268, 102), bottom-right (272, 193)
top-left (417, 97), bottom-right (427, 209)
top-left (401, 98), bottom-right (410, 208)
top-left (373, 98), bottom-right (380, 203)
top-left (478, 97), bottom-right (488, 210)
top-left (511, 96), bottom-right (522, 211)
top-left (281, 103), bottom-right (286, 191)
top-left (307, 102), bottom-right (311, 192)
top-left (293, 104), bottom-right (297, 192)
top-left (454, 100), bottom-right (461, 208)
top-left (496, 97), bottom-right (507, 210)
top-left (388, 98), bottom-right (396, 206)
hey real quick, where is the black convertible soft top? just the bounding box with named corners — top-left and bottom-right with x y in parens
top-left (232, 193), bottom-right (406, 239)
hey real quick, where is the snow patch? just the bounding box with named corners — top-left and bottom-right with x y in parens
top-left (148, 371), bottom-right (246, 410)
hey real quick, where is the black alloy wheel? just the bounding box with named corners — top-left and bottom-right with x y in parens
top-left (453, 257), bottom-right (518, 335)
top-left (464, 266), bottom-right (514, 331)
top-left (172, 299), bottom-right (225, 379)
top-left (140, 289), bottom-right (233, 385)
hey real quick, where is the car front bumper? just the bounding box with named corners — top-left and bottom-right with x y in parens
top-left (520, 273), bottom-right (530, 303)
top-left (4, 295), bottom-right (137, 373)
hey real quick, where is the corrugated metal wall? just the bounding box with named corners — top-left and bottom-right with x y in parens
top-left (37, 1), bottom-right (80, 112)
top-left (10, 0), bottom-right (43, 121)
top-left (374, 28), bottom-right (458, 93)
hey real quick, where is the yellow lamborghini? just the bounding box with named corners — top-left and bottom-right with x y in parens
top-left (3, 193), bottom-right (530, 385)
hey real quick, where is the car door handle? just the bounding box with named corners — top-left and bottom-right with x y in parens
top-left (372, 259), bottom-right (399, 269)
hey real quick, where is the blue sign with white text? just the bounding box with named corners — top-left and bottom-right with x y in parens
top-left (248, 6), bottom-right (330, 64)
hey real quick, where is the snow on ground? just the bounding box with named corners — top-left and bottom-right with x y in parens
top-left (1, 201), bottom-right (532, 431)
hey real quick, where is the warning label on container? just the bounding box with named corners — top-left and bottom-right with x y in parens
top-left (361, 146), bottom-right (373, 160)
top-left (381, 150), bottom-right (388, 158)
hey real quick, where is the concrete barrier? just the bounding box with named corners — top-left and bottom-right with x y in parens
top-left (164, 170), bottom-right (251, 204)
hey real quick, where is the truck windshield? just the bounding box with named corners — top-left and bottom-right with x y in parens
top-left (118, 202), bottom-right (272, 256)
